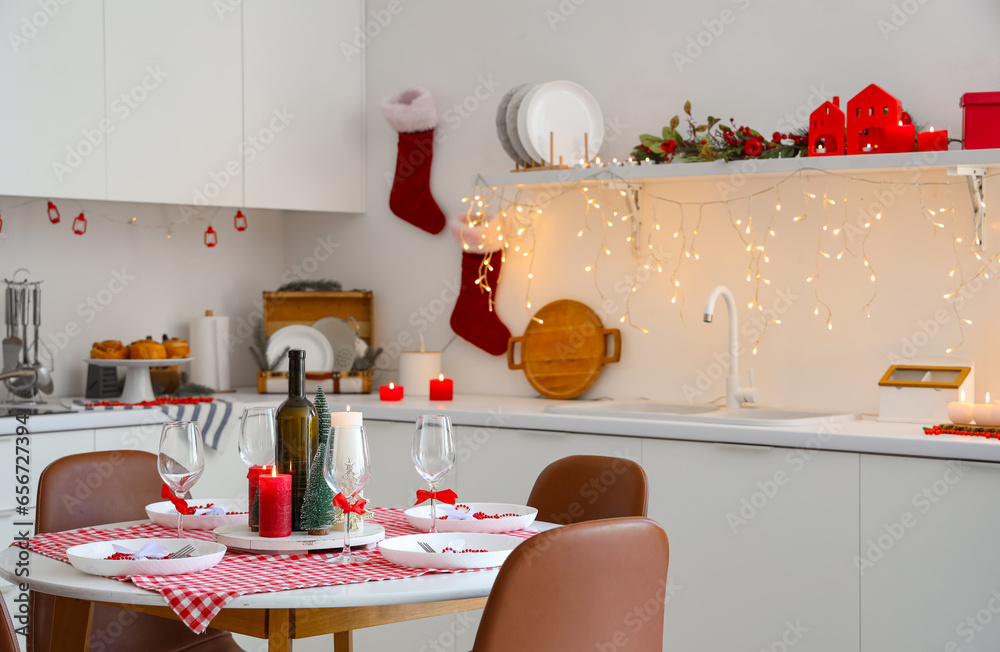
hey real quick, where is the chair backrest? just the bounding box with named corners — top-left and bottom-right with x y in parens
top-left (472, 517), bottom-right (669, 652)
top-left (1, 594), bottom-right (19, 652)
top-left (526, 455), bottom-right (648, 524)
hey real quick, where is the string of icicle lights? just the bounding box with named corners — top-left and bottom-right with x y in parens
top-left (463, 167), bottom-right (998, 356)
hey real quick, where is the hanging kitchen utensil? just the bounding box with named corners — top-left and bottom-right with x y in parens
top-left (30, 284), bottom-right (53, 394)
top-left (2, 286), bottom-right (21, 373)
top-left (506, 300), bottom-right (621, 399)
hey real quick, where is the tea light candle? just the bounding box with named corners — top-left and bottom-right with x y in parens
top-left (625, 157), bottom-right (638, 166)
top-left (947, 390), bottom-right (974, 425)
top-left (379, 382), bottom-right (404, 401)
top-left (815, 145), bottom-right (827, 154)
top-left (429, 374), bottom-right (454, 401)
top-left (641, 157), bottom-right (655, 166)
top-left (247, 464), bottom-right (267, 532)
top-left (861, 143), bottom-right (874, 152)
top-left (917, 128), bottom-right (949, 152)
top-left (258, 467), bottom-right (291, 538)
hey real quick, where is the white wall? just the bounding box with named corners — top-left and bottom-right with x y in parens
top-left (284, 0), bottom-right (1000, 414)
top-left (0, 197), bottom-right (285, 397)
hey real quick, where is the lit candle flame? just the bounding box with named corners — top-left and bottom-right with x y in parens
top-left (271, 467), bottom-right (277, 478)
top-left (960, 390), bottom-right (965, 402)
top-left (389, 382), bottom-right (394, 389)
top-left (438, 374), bottom-right (444, 381)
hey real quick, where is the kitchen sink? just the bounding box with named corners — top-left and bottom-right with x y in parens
top-left (544, 401), bottom-right (860, 427)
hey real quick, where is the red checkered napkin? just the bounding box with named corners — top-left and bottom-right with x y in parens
top-left (25, 507), bottom-right (538, 634)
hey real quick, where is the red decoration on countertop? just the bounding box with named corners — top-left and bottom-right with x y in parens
top-left (379, 382), bottom-right (404, 401)
top-left (84, 396), bottom-right (214, 407)
top-left (72, 213), bottom-right (87, 235)
top-left (47, 201), bottom-right (60, 224)
top-left (234, 210), bottom-right (247, 232)
top-left (809, 96), bottom-right (845, 156)
top-left (333, 492), bottom-right (367, 515)
top-left (161, 483), bottom-right (195, 515)
top-left (415, 488), bottom-right (457, 506)
top-left (960, 92), bottom-right (1000, 150)
top-left (429, 375), bottom-right (453, 400)
top-left (846, 84), bottom-right (915, 155)
top-left (925, 424), bottom-right (1000, 440)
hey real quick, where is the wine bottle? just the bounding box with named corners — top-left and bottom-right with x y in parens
top-left (275, 349), bottom-right (318, 532)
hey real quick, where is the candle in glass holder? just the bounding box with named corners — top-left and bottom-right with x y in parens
top-left (247, 464), bottom-right (267, 532)
top-left (379, 382), bottom-right (404, 401)
top-left (258, 467), bottom-right (292, 538)
top-left (429, 374), bottom-right (454, 401)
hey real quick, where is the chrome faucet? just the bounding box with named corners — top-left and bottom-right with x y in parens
top-left (703, 285), bottom-right (758, 409)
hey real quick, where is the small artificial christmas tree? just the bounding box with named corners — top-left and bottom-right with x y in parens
top-left (300, 386), bottom-right (335, 535)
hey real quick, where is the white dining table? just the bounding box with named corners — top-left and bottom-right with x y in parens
top-left (0, 520), bottom-right (556, 652)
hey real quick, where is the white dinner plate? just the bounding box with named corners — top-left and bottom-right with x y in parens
top-left (404, 503), bottom-right (537, 534)
top-left (66, 538), bottom-right (226, 577)
top-left (266, 325), bottom-right (334, 372)
top-left (519, 80), bottom-right (604, 165)
top-left (311, 317), bottom-right (359, 372)
top-left (146, 499), bottom-right (249, 531)
top-left (378, 533), bottom-right (523, 570)
top-left (505, 82), bottom-right (542, 166)
top-left (496, 84), bottom-right (530, 165)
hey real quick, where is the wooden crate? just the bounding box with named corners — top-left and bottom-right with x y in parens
top-left (257, 369), bottom-right (373, 394)
top-left (263, 291), bottom-right (373, 345)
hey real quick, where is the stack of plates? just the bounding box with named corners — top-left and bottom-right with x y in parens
top-left (496, 81), bottom-right (605, 167)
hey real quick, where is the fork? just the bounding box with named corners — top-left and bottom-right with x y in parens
top-left (417, 541), bottom-right (435, 553)
top-left (169, 544), bottom-right (195, 559)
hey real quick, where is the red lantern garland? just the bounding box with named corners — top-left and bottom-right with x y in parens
top-left (47, 201), bottom-right (60, 224)
top-left (204, 225), bottom-right (218, 247)
top-left (72, 213), bottom-right (87, 235)
top-left (0, 212), bottom-right (3, 235)
top-left (234, 210), bottom-right (247, 232)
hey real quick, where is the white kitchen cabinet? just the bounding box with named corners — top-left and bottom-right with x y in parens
top-left (29, 429), bottom-right (96, 508)
top-left (0, 0), bottom-right (106, 201)
top-left (242, 0), bottom-right (365, 212)
top-left (860, 454), bottom-right (1000, 652)
top-left (103, 0), bottom-right (243, 206)
top-left (645, 438), bottom-right (859, 652)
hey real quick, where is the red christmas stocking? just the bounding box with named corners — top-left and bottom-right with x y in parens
top-left (381, 87), bottom-right (446, 234)
top-left (450, 250), bottom-right (511, 356)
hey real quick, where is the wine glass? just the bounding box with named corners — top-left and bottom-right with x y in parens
top-left (411, 415), bottom-right (456, 534)
top-left (239, 407), bottom-right (276, 467)
top-left (323, 424), bottom-right (371, 564)
top-left (158, 421), bottom-right (205, 538)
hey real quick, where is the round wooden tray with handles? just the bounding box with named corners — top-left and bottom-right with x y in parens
top-left (506, 300), bottom-right (621, 399)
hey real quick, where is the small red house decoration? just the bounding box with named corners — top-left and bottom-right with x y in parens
top-left (846, 83), bottom-right (915, 155)
top-left (960, 92), bottom-right (1000, 150)
top-left (809, 96), bottom-right (845, 156)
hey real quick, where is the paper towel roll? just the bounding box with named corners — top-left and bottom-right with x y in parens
top-left (399, 352), bottom-right (441, 397)
top-left (189, 311), bottom-right (231, 391)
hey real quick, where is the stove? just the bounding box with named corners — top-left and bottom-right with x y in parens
top-left (0, 403), bottom-right (73, 418)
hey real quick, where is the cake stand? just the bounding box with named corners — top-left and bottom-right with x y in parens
top-left (213, 521), bottom-right (386, 554)
top-left (83, 358), bottom-right (193, 404)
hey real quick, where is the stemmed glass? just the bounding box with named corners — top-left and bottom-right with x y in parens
top-left (157, 421), bottom-right (205, 538)
top-left (239, 407), bottom-right (276, 468)
top-left (411, 415), bottom-right (456, 534)
top-left (323, 424), bottom-right (371, 564)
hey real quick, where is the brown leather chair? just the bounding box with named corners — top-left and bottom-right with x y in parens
top-left (30, 450), bottom-right (242, 652)
top-left (527, 455), bottom-right (649, 524)
top-left (1, 593), bottom-right (19, 652)
top-left (473, 517), bottom-right (669, 651)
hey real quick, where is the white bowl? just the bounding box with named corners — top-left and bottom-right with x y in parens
top-left (378, 532), bottom-right (523, 570)
top-left (66, 538), bottom-right (226, 577)
top-left (146, 499), bottom-right (249, 531)
top-left (404, 503), bottom-right (537, 534)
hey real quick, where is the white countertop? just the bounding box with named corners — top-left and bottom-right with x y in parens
top-left (4, 390), bottom-right (998, 463)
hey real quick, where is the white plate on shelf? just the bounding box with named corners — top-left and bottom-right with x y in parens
top-left (66, 538), bottom-right (226, 577)
top-left (266, 325), bottom-right (334, 372)
top-left (519, 80), bottom-right (604, 165)
top-left (146, 499), bottom-right (249, 531)
top-left (404, 503), bottom-right (537, 534)
top-left (311, 317), bottom-right (359, 372)
top-left (496, 84), bottom-right (530, 165)
top-left (505, 82), bottom-right (542, 166)
top-left (378, 532), bottom-right (523, 570)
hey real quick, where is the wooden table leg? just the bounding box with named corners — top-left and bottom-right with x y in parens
top-left (334, 630), bottom-right (354, 652)
top-left (268, 608), bottom-right (292, 652)
top-left (49, 596), bottom-right (94, 652)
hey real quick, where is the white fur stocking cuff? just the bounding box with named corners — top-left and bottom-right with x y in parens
top-left (382, 87), bottom-right (438, 133)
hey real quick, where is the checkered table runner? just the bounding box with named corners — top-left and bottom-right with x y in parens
top-left (24, 507), bottom-right (538, 634)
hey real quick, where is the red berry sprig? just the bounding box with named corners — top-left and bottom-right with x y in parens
top-left (442, 547), bottom-right (489, 553)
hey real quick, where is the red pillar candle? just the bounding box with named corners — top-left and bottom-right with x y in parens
top-left (379, 382), bottom-right (404, 401)
top-left (429, 374), bottom-right (453, 401)
top-left (258, 468), bottom-right (292, 538)
top-left (247, 465), bottom-right (267, 532)
top-left (917, 128), bottom-right (949, 152)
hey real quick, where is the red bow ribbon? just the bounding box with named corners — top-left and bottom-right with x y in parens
top-left (161, 483), bottom-right (195, 516)
top-left (414, 489), bottom-right (458, 506)
top-left (333, 493), bottom-right (367, 515)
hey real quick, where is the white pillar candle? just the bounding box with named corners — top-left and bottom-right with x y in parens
top-left (972, 392), bottom-right (995, 426)
top-left (330, 408), bottom-right (363, 428)
top-left (947, 390), bottom-right (974, 425)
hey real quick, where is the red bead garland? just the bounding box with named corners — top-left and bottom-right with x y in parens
top-left (442, 547), bottom-right (489, 554)
top-left (84, 396), bottom-right (214, 408)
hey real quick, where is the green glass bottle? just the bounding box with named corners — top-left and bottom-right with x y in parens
top-left (275, 349), bottom-right (318, 532)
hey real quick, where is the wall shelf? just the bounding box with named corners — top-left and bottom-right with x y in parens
top-left (473, 147), bottom-right (1000, 188)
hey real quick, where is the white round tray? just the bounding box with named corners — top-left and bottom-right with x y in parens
top-left (213, 522), bottom-right (385, 554)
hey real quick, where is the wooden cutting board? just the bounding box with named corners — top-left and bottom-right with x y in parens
top-left (507, 300), bottom-right (621, 399)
